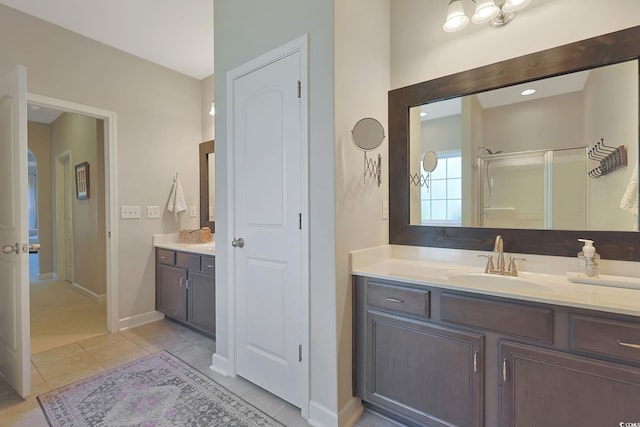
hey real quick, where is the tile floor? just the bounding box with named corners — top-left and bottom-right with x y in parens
top-left (0, 318), bottom-right (401, 427)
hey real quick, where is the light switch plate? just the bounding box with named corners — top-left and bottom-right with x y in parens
top-left (147, 206), bottom-right (161, 219)
top-left (382, 200), bottom-right (389, 220)
top-left (121, 205), bottom-right (141, 219)
top-left (189, 206), bottom-right (197, 218)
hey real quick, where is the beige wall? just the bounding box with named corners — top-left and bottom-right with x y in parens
top-left (51, 113), bottom-right (106, 295)
top-left (390, 0), bottom-right (640, 90)
top-left (27, 121), bottom-right (53, 275)
top-left (0, 5), bottom-right (203, 321)
top-left (201, 74), bottom-right (215, 141)
top-left (335, 0), bottom-right (390, 416)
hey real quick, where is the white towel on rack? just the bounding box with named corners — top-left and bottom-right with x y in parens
top-left (620, 162), bottom-right (638, 216)
top-left (167, 177), bottom-right (187, 222)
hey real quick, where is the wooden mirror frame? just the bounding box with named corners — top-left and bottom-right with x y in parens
top-left (389, 26), bottom-right (640, 261)
top-left (199, 140), bottom-right (215, 232)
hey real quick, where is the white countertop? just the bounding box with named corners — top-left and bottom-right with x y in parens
top-left (350, 245), bottom-right (640, 317)
top-left (153, 233), bottom-right (216, 256)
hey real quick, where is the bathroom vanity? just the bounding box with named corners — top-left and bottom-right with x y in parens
top-left (154, 238), bottom-right (216, 338)
top-left (352, 248), bottom-right (640, 427)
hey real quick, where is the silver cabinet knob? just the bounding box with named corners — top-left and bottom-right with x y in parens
top-left (231, 238), bottom-right (245, 248)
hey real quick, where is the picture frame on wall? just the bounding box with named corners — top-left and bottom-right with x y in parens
top-left (75, 162), bottom-right (90, 200)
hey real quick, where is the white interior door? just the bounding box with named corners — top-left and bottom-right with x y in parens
top-left (64, 159), bottom-right (73, 282)
top-left (233, 50), bottom-right (304, 407)
top-left (0, 65), bottom-right (31, 397)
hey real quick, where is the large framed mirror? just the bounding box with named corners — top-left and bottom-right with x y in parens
top-left (389, 26), bottom-right (640, 261)
top-left (199, 140), bottom-right (215, 232)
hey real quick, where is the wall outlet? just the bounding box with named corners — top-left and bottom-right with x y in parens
top-left (121, 205), bottom-right (141, 219)
top-left (382, 200), bottom-right (389, 220)
top-left (147, 206), bottom-right (161, 219)
top-left (189, 206), bottom-right (197, 218)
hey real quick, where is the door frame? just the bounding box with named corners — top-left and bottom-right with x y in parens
top-left (54, 150), bottom-right (74, 284)
top-left (225, 34), bottom-right (310, 415)
top-left (27, 92), bottom-right (119, 333)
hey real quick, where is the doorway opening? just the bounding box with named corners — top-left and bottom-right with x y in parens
top-left (26, 94), bottom-right (118, 355)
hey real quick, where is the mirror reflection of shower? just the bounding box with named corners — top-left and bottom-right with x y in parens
top-left (477, 147), bottom-right (587, 230)
top-left (478, 147), bottom-right (503, 211)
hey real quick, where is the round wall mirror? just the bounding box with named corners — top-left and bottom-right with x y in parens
top-left (422, 151), bottom-right (438, 173)
top-left (351, 118), bottom-right (385, 151)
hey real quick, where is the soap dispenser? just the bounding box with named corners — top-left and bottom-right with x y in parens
top-left (577, 239), bottom-right (600, 278)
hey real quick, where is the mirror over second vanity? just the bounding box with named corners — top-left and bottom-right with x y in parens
top-left (199, 140), bottom-right (215, 232)
top-left (389, 26), bottom-right (640, 261)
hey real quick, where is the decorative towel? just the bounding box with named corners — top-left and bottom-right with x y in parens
top-left (167, 177), bottom-right (187, 223)
top-left (620, 162), bottom-right (638, 216)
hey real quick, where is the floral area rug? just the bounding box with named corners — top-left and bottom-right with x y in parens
top-left (37, 351), bottom-right (285, 427)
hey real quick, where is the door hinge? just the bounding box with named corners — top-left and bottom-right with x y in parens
top-left (298, 213), bottom-right (302, 230)
top-left (502, 358), bottom-right (509, 382)
top-left (108, 231), bottom-right (111, 238)
top-left (297, 80), bottom-right (301, 98)
top-left (298, 344), bottom-right (302, 362)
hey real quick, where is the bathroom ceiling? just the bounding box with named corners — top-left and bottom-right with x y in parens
top-left (0, 0), bottom-right (214, 80)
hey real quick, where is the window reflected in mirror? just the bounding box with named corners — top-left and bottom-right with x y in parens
top-left (408, 59), bottom-right (639, 232)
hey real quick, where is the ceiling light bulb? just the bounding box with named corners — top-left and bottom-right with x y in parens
top-left (443, 0), bottom-right (469, 32)
top-left (209, 101), bottom-right (215, 116)
top-left (521, 89), bottom-right (536, 96)
top-left (503, 0), bottom-right (532, 13)
top-left (472, 0), bottom-right (500, 24)
top-left (420, 112), bottom-right (427, 117)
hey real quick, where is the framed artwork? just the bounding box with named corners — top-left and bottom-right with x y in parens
top-left (75, 162), bottom-right (90, 200)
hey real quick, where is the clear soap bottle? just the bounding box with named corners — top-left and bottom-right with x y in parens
top-left (577, 239), bottom-right (600, 278)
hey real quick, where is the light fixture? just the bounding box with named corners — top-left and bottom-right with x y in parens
top-left (420, 111), bottom-right (427, 117)
top-left (443, 0), bottom-right (533, 32)
top-left (443, 0), bottom-right (470, 32)
top-left (521, 88), bottom-right (536, 96)
top-left (209, 101), bottom-right (215, 116)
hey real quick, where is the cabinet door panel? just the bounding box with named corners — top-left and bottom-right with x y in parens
top-left (157, 264), bottom-right (187, 321)
top-left (500, 341), bottom-right (640, 427)
top-left (367, 312), bottom-right (483, 427)
top-left (187, 271), bottom-right (215, 336)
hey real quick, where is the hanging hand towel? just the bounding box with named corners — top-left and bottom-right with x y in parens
top-left (620, 162), bottom-right (638, 216)
top-left (167, 177), bottom-right (187, 223)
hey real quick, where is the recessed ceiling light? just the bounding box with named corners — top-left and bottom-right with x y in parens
top-left (521, 89), bottom-right (536, 96)
top-left (420, 112), bottom-right (427, 117)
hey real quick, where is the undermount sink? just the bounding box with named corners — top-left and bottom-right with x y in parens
top-left (446, 272), bottom-right (556, 291)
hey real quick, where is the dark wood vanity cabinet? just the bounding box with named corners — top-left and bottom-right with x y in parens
top-left (354, 276), bottom-right (640, 427)
top-left (499, 341), bottom-right (640, 427)
top-left (156, 248), bottom-right (215, 337)
top-left (355, 280), bottom-right (483, 427)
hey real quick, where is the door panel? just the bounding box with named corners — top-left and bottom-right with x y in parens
top-left (233, 50), bottom-right (303, 407)
top-left (0, 65), bottom-right (30, 397)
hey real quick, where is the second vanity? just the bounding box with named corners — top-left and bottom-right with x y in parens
top-left (154, 235), bottom-right (216, 338)
top-left (352, 245), bottom-right (640, 427)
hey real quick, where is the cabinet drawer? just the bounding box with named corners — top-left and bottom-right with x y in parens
top-left (571, 315), bottom-right (640, 364)
top-left (367, 282), bottom-right (430, 318)
top-left (201, 255), bottom-right (215, 277)
top-left (441, 293), bottom-right (553, 343)
top-left (157, 249), bottom-right (175, 265)
top-left (176, 252), bottom-right (200, 271)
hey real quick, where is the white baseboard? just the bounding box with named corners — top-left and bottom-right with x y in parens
top-left (66, 281), bottom-right (106, 304)
top-left (308, 400), bottom-right (339, 427)
top-left (118, 310), bottom-right (165, 331)
top-left (210, 353), bottom-right (231, 376)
